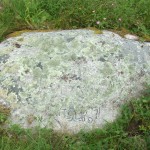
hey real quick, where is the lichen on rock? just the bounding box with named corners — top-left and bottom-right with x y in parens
top-left (0, 29), bottom-right (149, 133)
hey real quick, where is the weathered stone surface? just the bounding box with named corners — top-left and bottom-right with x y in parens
top-left (0, 29), bottom-right (150, 133)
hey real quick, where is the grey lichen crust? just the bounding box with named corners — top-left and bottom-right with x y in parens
top-left (0, 29), bottom-right (150, 133)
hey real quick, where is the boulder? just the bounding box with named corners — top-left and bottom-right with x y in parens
top-left (0, 29), bottom-right (149, 133)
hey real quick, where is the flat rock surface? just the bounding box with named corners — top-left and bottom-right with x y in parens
top-left (0, 29), bottom-right (150, 133)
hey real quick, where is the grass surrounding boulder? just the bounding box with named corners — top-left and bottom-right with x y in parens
top-left (0, 0), bottom-right (150, 149)
top-left (0, 0), bottom-right (150, 41)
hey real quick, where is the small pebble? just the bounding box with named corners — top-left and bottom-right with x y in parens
top-left (124, 34), bottom-right (139, 40)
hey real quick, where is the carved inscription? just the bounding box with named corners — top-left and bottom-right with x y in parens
top-left (56, 105), bottom-right (105, 123)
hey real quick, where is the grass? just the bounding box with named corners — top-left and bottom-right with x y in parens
top-left (0, 87), bottom-right (150, 150)
top-left (0, 0), bottom-right (150, 149)
top-left (0, 0), bottom-right (150, 41)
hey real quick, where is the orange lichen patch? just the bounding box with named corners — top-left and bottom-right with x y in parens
top-left (6, 29), bottom-right (58, 38)
top-left (109, 28), bottom-right (131, 38)
top-left (6, 28), bottom-right (150, 42)
top-left (27, 114), bottom-right (36, 125)
top-left (0, 104), bottom-right (10, 116)
top-left (5, 27), bottom-right (103, 42)
top-left (86, 27), bottom-right (103, 34)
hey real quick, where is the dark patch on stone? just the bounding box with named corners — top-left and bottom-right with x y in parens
top-left (61, 74), bottom-right (69, 82)
top-left (75, 77), bottom-right (82, 80)
top-left (26, 96), bottom-right (32, 104)
top-left (49, 83), bottom-right (53, 87)
top-left (25, 69), bottom-right (30, 74)
top-left (139, 69), bottom-right (145, 77)
top-left (101, 41), bottom-right (106, 46)
top-left (15, 43), bottom-right (21, 48)
top-left (7, 84), bottom-right (23, 96)
top-left (70, 74), bottom-right (82, 81)
top-left (98, 41), bottom-right (105, 46)
top-left (61, 74), bottom-right (82, 82)
top-left (130, 76), bottom-right (135, 81)
top-left (76, 56), bottom-right (87, 64)
top-left (98, 57), bottom-right (106, 62)
top-left (36, 62), bottom-right (43, 70)
top-left (0, 54), bottom-right (10, 63)
top-left (118, 71), bottom-right (124, 75)
top-left (12, 77), bottom-right (21, 83)
top-left (116, 53), bottom-right (124, 60)
top-left (67, 37), bottom-right (75, 42)
top-left (118, 53), bottom-right (123, 58)
top-left (7, 84), bottom-right (23, 101)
